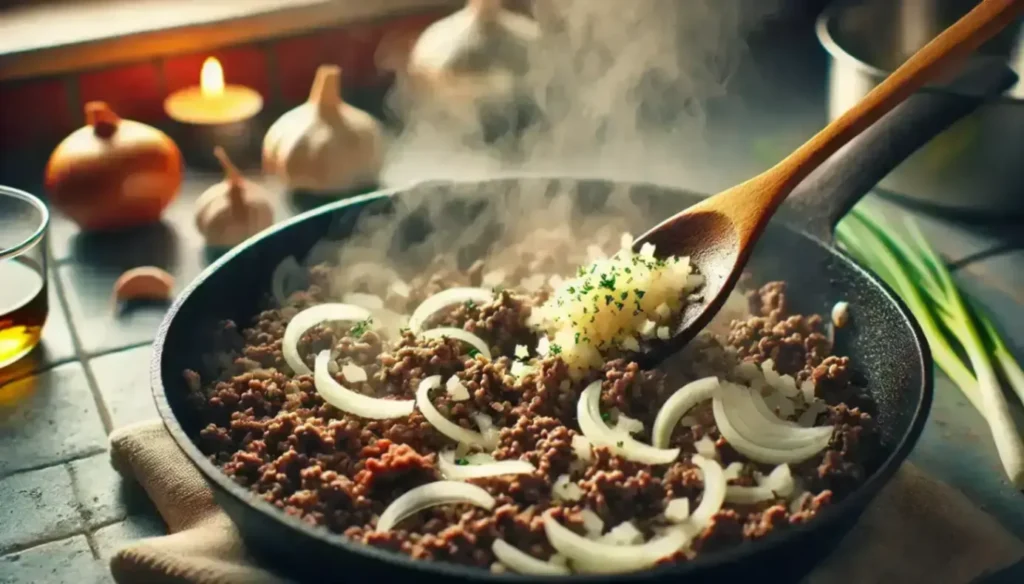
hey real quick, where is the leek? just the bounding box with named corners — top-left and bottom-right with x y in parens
top-left (836, 208), bottom-right (1024, 488)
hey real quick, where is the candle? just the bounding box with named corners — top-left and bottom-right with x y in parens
top-left (163, 57), bottom-right (264, 168)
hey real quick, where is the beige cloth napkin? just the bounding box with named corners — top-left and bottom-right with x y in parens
top-left (108, 420), bottom-right (1024, 584)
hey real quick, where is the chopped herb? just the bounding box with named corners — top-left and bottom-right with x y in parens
top-left (601, 412), bottom-right (610, 421)
top-left (455, 457), bottom-right (469, 466)
top-left (604, 295), bottom-right (614, 306)
top-left (634, 289), bottom-right (646, 299)
top-left (620, 291), bottom-right (629, 300)
top-left (468, 348), bottom-right (480, 357)
top-left (574, 332), bottom-right (581, 344)
top-left (616, 440), bottom-right (624, 447)
top-left (615, 302), bottom-right (625, 310)
top-left (568, 286), bottom-right (576, 294)
top-left (599, 273), bottom-right (617, 290)
top-left (349, 317), bottom-right (373, 337)
top-left (464, 300), bottom-right (476, 310)
top-left (550, 344), bottom-right (562, 355)
top-left (624, 267), bottom-right (631, 274)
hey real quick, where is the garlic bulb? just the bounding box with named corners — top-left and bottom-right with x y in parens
top-left (262, 65), bottom-right (383, 194)
top-left (406, 0), bottom-right (540, 104)
top-left (194, 147), bottom-right (274, 248)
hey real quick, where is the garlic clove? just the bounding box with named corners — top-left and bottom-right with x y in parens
top-left (195, 147), bottom-right (274, 248)
top-left (406, 0), bottom-right (539, 102)
top-left (262, 65), bottom-right (383, 194)
top-left (113, 266), bottom-right (175, 302)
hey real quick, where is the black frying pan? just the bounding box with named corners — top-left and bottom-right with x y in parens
top-left (151, 64), bottom-right (1017, 584)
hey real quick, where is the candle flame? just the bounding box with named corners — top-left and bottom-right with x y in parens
top-left (200, 57), bottom-right (225, 97)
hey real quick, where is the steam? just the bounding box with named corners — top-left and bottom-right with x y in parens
top-left (309, 0), bottom-right (788, 297)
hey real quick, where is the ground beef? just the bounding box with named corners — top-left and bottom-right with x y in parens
top-left (186, 241), bottom-right (880, 575)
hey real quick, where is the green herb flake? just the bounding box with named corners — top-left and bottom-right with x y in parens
top-left (616, 440), bottom-right (624, 447)
top-left (601, 411), bottom-right (610, 421)
top-left (550, 344), bottom-right (562, 355)
top-left (604, 295), bottom-right (614, 306)
top-left (455, 458), bottom-right (469, 466)
top-left (468, 348), bottom-right (480, 357)
top-left (620, 291), bottom-right (629, 300)
top-left (634, 289), bottom-right (646, 299)
top-left (349, 317), bottom-right (374, 338)
top-left (464, 300), bottom-right (476, 310)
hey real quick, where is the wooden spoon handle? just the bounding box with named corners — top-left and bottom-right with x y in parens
top-left (725, 0), bottom-right (1022, 236)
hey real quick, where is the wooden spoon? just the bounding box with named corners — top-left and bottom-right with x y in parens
top-left (632, 0), bottom-right (1023, 362)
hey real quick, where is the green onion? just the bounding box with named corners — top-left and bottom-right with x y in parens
top-left (836, 208), bottom-right (1024, 488)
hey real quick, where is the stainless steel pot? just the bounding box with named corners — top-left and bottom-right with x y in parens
top-left (817, 0), bottom-right (1024, 216)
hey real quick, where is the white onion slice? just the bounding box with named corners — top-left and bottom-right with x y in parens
top-left (695, 435), bottom-right (718, 460)
top-left (664, 497), bottom-right (691, 523)
top-left (492, 539), bottom-right (570, 576)
top-left (577, 382), bottom-right (680, 466)
top-left (612, 413), bottom-right (644, 436)
top-left (798, 400), bottom-right (829, 427)
top-left (723, 462), bottom-right (745, 482)
top-left (409, 287), bottom-right (493, 333)
top-left (341, 363), bottom-right (367, 383)
top-left (314, 352), bottom-right (414, 419)
top-left (750, 389), bottom-right (801, 429)
top-left (543, 512), bottom-right (687, 574)
top-left (375, 481), bottom-right (495, 532)
top-left (271, 255), bottom-right (305, 306)
top-left (416, 376), bottom-right (491, 448)
top-left (553, 474), bottom-right (584, 502)
top-left (445, 375), bottom-right (470, 401)
top-left (712, 394), bottom-right (832, 465)
top-left (687, 455), bottom-right (726, 530)
top-left (571, 435), bottom-right (593, 462)
top-left (725, 463), bottom-right (795, 504)
top-left (437, 450), bottom-right (535, 480)
top-left (722, 383), bottom-right (833, 448)
top-left (652, 377), bottom-right (719, 448)
top-left (600, 521), bottom-right (644, 545)
top-left (283, 303), bottom-right (372, 375)
top-left (420, 327), bottom-right (492, 361)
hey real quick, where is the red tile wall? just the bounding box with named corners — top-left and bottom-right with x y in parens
top-left (0, 10), bottom-right (447, 153)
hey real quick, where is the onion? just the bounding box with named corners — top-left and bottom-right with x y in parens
top-left (341, 363), bottom-right (367, 383)
top-left (600, 521), bottom-right (644, 545)
top-left (694, 435), bottom-right (718, 459)
top-left (283, 303), bottom-right (372, 375)
top-left (571, 435), bottom-right (593, 462)
top-left (722, 383), bottom-right (833, 448)
top-left (271, 255), bottom-right (305, 306)
top-left (510, 361), bottom-right (536, 378)
top-left (723, 462), bottom-right (745, 482)
top-left (725, 463), bottom-right (795, 504)
top-left (577, 381), bottom-right (680, 465)
top-left (612, 413), bottom-right (644, 436)
top-left (687, 455), bottom-right (726, 530)
top-left (580, 509), bottom-right (604, 537)
top-left (492, 539), bottom-right (570, 576)
top-left (375, 481), bottom-right (495, 532)
top-left (652, 377), bottom-right (719, 448)
top-left (416, 376), bottom-right (491, 448)
top-left (437, 450), bottom-right (534, 480)
top-left (798, 400), bottom-right (829, 427)
top-left (445, 375), bottom-right (470, 401)
top-left (664, 497), bottom-right (690, 523)
top-left (543, 512), bottom-right (687, 574)
top-left (342, 292), bottom-right (384, 311)
top-left (314, 352), bottom-right (414, 419)
top-left (552, 474), bottom-right (583, 502)
top-left (750, 388), bottom-right (801, 429)
top-left (389, 279), bottom-right (411, 299)
top-left (419, 327), bottom-right (492, 361)
top-left (800, 379), bottom-right (817, 402)
top-left (712, 392), bottom-right (832, 465)
top-left (409, 287), bottom-right (493, 333)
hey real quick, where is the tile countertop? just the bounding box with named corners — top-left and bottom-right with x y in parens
top-left (2, 26), bottom-right (1024, 584)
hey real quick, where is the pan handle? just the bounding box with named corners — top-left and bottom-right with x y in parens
top-left (784, 59), bottom-right (1018, 242)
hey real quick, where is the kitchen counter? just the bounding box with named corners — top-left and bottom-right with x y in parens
top-left (1, 19), bottom-right (1022, 584)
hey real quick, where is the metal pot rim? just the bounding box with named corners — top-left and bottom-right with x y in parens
top-left (815, 2), bottom-right (1023, 106)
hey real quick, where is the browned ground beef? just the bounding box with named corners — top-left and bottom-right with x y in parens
top-left (185, 233), bottom-right (879, 572)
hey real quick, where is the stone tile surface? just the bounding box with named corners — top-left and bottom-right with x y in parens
top-left (89, 346), bottom-right (159, 429)
top-left (92, 514), bottom-right (166, 561)
top-left (0, 536), bottom-right (109, 584)
top-left (0, 466), bottom-right (81, 553)
top-left (0, 362), bottom-right (106, 477)
top-left (68, 454), bottom-right (157, 529)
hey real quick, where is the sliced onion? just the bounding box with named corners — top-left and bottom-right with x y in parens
top-left (798, 400), bottom-right (829, 427)
top-left (420, 327), bottom-right (492, 361)
top-left (314, 352), bottom-right (414, 419)
top-left (694, 435), bottom-right (718, 460)
top-left (577, 381), bottom-right (680, 465)
top-left (723, 462), bottom-right (745, 482)
top-left (271, 255), bottom-right (304, 306)
top-left (445, 375), bottom-right (471, 401)
top-left (664, 497), bottom-right (691, 523)
top-left (409, 287), bottom-right (493, 333)
top-left (341, 363), bottom-right (367, 383)
top-left (800, 379), bottom-right (817, 402)
top-left (437, 450), bottom-right (534, 480)
top-left (416, 376), bottom-right (491, 448)
top-left (750, 388), bottom-right (801, 429)
top-left (283, 303), bottom-right (372, 375)
top-left (687, 455), bottom-right (726, 530)
top-left (600, 521), bottom-right (644, 545)
top-left (510, 361), bottom-right (536, 378)
top-left (552, 474), bottom-right (584, 502)
top-left (375, 481), bottom-right (495, 532)
top-left (580, 509), bottom-right (604, 538)
top-left (492, 539), bottom-right (570, 576)
top-left (712, 392), bottom-right (832, 465)
top-left (612, 413), bottom-right (644, 436)
top-left (571, 435), bottom-right (593, 462)
top-left (652, 377), bottom-right (719, 448)
top-left (722, 383), bottom-right (833, 448)
top-left (543, 512), bottom-right (688, 574)
top-left (725, 463), bottom-right (795, 504)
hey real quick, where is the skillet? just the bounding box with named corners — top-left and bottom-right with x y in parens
top-left (152, 65), bottom-right (1017, 583)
